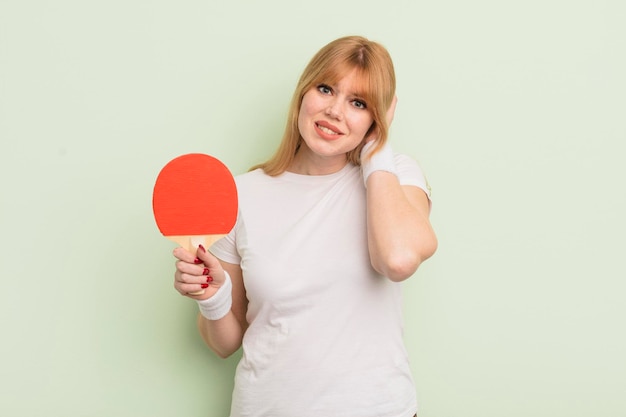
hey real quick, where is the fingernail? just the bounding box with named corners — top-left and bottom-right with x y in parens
top-left (201, 283), bottom-right (209, 289)
top-left (202, 268), bottom-right (210, 275)
top-left (206, 276), bottom-right (213, 283)
top-left (198, 244), bottom-right (206, 253)
top-left (193, 257), bottom-right (202, 264)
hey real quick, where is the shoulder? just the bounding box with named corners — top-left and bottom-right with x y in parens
top-left (232, 168), bottom-right (286, 206)
top-left (393, 153), bottom-right (432, 199)
top-left (393, 153), bottom-right (420, 169)
top-left (235, 168), bottom-right (266, 180)
top-left (234, 168), bottom-right (270, 188)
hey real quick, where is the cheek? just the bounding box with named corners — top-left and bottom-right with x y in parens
top-left (350, 114), bottom-right (374, 137)
top-left (300, 91), bottom-right (320, 113)
top-left (297, 99), bottom-right (310, 131)
top-left (298, 95), bottom-right (316, 124)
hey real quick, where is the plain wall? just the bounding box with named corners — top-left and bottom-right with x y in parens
top-left (1, 0), bottom-right (624, 416)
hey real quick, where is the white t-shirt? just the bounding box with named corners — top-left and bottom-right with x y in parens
top-left (211, 154), bottom-right (430, 417)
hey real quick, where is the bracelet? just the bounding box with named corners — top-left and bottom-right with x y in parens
top-left (360, 141), bottom-right (398, 186)
top-left (196, 270), bottom-right (233, 320)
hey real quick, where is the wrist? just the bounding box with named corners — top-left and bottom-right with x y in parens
top-left (360, 141), bottom-right (398, 186)
top-left (196, 271), bottom-right (233, 321)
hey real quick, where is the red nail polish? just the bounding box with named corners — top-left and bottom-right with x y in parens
top-left (201, 283), bottom-right (209, 289)
top-left (202, 268), bottom-right (210, 275)
top-left (198, 244), bottom-right (206, 253)
top-left (193, 257), bottom-right (202, 264)
top-left (206, 276), bottom-right (213, 283)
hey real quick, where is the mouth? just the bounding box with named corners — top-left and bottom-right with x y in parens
top-left (315, 121), bottom-right (343, 140)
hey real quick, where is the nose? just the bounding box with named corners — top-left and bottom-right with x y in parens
top-left (325, 99), bottom-right (343, 120)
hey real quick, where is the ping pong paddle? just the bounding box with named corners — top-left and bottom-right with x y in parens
top-left (153, 153), bottom-right (238, 291)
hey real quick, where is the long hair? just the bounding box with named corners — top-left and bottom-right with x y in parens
top-left (251, 36), bottom-right (396, 176)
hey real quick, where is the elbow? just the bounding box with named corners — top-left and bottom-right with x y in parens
top-left (379, 253), bottom-right (420, 282)
top-left (206, 337), bottom-right (242, 359)
top-left (376, 236), bottom-right (438, 282)
top-left (371, 249), bottom-right (418, 282)
top-left (213, 346), bottom-right (239, 359)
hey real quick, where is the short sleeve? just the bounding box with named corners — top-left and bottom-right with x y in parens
top-left (209, 211), bottom-right (242, 264)
top-left (394, 153), bottom-right (432, 200)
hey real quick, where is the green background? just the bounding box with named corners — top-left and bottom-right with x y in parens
top-left (1, 0), bottom-right (624, 416)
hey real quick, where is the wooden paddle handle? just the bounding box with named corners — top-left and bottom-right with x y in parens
top-left (166, 234), bottom-right (227, 253)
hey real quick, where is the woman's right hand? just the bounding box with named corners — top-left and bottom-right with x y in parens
top-left (173, 244), bottom-right (228, 300)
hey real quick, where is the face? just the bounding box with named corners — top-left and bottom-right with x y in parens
top-left (295, 70), bottom-right (374, 173)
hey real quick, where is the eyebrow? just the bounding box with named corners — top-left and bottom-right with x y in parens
top-left (324, 81), bottom-right (368, 101)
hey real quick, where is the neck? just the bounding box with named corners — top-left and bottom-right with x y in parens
top-left (288, 146), bottom-right (348, 175)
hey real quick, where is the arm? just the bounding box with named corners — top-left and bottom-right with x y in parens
top-left (173, 246), bottom-right (248, 358)
top-left (362, 96), bottom-right (437, 281)
top-left (365, 172), bottom-right (437, 281)
top-left (196, 260), bottom-right (248, 358)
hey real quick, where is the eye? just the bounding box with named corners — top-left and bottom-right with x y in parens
top-left (352, 99), bottom-right (367, 110)
top-left (317, 84), bottom-right (332, 95)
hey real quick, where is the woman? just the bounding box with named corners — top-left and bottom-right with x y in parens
top-left (173, 35), bottom-right (437, 417)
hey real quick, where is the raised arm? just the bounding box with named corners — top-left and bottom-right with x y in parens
top-left (365, 172), bottom-right (437, 281)
top-left (173, 246), bottom-right (248, 358)
top-left (362, 97), bottom-right (437, 281)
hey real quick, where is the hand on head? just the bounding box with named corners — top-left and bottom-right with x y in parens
top-left (365, 95), bottom-right (398, 144)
